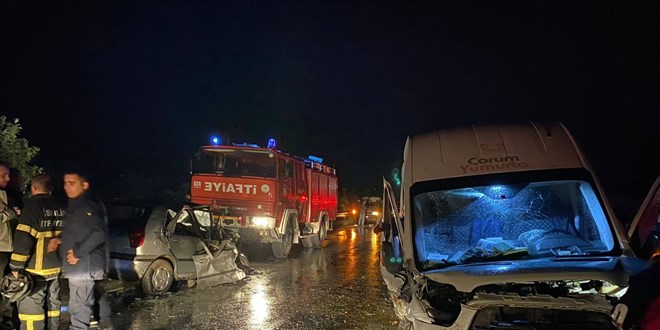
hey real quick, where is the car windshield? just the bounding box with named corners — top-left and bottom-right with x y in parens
top-left (412, 180), bottom-right (616, 270)
top-left (193, 148), bottom-right (276, 178)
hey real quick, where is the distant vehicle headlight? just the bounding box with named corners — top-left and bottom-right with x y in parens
top-left (252, 217), bottom-right (274, 228)
top-left (371, 211), bottom-right (379, 216)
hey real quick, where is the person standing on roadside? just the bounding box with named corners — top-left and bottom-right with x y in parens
top-left (0, 162), bottom-right (20, 267)
top-left (10, 174), bottom-right (65, 330)
top-left (47, 170), bottom-right (112, 330)
top-left (0, 161), bottom-right (21, 329)
top-left (358, 199), bottom-right (367, 226)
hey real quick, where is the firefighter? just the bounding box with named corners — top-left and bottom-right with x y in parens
top-left (10, 174), bottom-right (65, 330)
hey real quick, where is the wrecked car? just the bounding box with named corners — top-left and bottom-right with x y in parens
top-left (107, 200), bottom-right (249, 295)
top-left (378, 122), bottom-right (660, 329)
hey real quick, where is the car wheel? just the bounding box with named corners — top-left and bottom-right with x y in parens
top-left (141, 259), bottom-right (174, 295)
top-left (272, 217), bottom-right (295, 258)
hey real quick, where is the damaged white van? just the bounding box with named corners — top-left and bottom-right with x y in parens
top-left (378, 122), bottom-right (660, 329)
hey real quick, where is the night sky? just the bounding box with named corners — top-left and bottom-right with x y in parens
top-left (1, 1), bottom-right (658, 218)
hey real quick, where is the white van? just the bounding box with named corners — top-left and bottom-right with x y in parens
top-left (378, 121), bottom-right (659, 329)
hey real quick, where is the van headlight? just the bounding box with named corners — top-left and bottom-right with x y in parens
top-left (251, 216), bottom-right (275, 228)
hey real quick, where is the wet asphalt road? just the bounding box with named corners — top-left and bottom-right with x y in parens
top-left (59, 224), bottom-right (399, 330)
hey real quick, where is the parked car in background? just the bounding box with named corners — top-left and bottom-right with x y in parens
top-left (362, 196), bottom-right (383, 224)
top-left (107, 200), bottom-right (249, 295)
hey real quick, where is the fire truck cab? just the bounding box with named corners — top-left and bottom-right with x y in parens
top-left (189, 141), bottom-right (338, 258)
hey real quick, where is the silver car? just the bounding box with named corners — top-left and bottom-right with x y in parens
top-left (107, 201), bottom-right (248, 295)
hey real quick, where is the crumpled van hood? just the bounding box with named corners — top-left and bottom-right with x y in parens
top-left (423, 256), bottom-right (648, 292)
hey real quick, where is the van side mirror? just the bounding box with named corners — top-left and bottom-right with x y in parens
top-left (642, 230), bottom-right (660, 259)
top-left (381, 241), bottom-right (404, 273)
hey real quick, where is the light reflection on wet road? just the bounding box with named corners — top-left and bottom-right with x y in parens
top-left (66, 225), bottom-right (399, 329)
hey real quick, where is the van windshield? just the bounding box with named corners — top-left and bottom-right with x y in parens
top-left (412, 179), bottom-right (616, 270)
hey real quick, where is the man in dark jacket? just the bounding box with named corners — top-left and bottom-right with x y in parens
top-left (48, 170), bottom-right (111, 330)
top-left (10, 174), bottom-right (65, 330)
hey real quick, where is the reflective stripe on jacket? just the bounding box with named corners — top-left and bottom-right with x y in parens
top-left (10, 194), bottom-right (65, 279)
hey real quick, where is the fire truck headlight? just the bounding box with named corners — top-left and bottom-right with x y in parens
top-left (252, 217), bottom-right (274, 228)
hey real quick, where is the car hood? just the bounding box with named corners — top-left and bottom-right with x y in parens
top-left (422, 256), bottom-right (648, 292)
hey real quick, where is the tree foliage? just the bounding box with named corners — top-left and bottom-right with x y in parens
top-left (0, 116), bottom-right (43, 190)
top-left (338, 186), bottom-right (360, 221)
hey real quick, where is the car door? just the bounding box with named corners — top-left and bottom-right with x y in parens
top-left (627, 176), bottom-right (660, 259)
top-left (165, 209), bottom-right (206, 278)
top-left (379, 178), bottom-right (405, 288)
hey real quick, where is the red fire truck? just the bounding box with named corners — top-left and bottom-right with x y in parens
top-left (189, 138), bottom-right (338, 258)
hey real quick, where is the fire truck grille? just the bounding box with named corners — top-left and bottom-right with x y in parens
top-left (207, 199), bottom-right (275, 216)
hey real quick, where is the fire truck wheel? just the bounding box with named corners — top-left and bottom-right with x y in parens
top-left (141, 259), bottom-right (174, 296)
top-left (311, 219), bottom-right (327, 249)
top-left (301, 236), bottom-right (313, 248)
top-left (272, 217), bottom-right (295, 258)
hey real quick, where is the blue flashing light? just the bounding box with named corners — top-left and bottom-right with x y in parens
top-left (210, 135), bottom-right (221, 146)
top-left (308, 155), bottom-right (324, 163)
top-left (267, 138), bottom-right (277, 149)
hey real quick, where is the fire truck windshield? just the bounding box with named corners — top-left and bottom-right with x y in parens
top-left (193, 148), bottom-right (277, 178)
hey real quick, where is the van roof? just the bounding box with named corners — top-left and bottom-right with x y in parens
top-left (404, 121), bottom-right (589, 183)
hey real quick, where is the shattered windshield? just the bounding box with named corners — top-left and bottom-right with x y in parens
top-left (412, 180), bottom-right (616, 270)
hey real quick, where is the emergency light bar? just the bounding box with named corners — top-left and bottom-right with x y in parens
top-left (308, 155), bottom-right (323, 163)
top-left (210, 135), bottom-right (221, 146)
top-left (267, 138), bottom-right (277, 149)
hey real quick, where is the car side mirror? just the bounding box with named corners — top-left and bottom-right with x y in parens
top-left (642, 230), bottom-right (660, 259)
top-left (381, 241), bottom-right (404, 273)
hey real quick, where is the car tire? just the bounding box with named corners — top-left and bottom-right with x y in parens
top-left (272, 217), bottom-right (295, 258)
top-left (141, 259), bottom-right (174, 296)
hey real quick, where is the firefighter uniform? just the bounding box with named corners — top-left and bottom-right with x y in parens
top-left (10, 194), bottom-right (65, 330)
